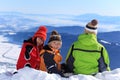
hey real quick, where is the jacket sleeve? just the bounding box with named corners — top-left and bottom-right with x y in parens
top-left (65, 44), bottom-right (74, 72)
top-left (103, 47), bottom-right (111, 71)
top-left (43, 52), bottom-right (64, 77)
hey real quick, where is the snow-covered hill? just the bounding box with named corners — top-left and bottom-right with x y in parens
top-left (0, 67), bottom-right (120, 80)
top-left (0, 35), bottom-right (20, 71)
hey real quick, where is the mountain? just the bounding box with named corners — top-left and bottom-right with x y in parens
top-left (2, 25), bottom-right (120, 43)
top-left (73, 13), bottom-right (120, 24)
top-left (98, 31), bottom-right (120, 42)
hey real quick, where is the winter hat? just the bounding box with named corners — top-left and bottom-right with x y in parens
top-left (85, 19), bottom-right (98, 34)
top-left (33, 25), bottom-right (47, 41)
top-left (48, 30), bottom-right (62, 43)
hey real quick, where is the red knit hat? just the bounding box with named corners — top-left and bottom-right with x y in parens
top-left (33, 26), bottom-right (47, 41)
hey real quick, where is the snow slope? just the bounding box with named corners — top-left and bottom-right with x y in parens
top-left (0, 67), bottom-right (120, 80)
top-left (0, 35), bottom-right (21, 72)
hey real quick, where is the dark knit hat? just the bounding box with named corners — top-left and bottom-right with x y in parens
top-left (48, 30), bottom-right (62, 43)
top-left (33, 25), bottom-right (47, 41)
top-left (85, 19), bottom-right (98, 34)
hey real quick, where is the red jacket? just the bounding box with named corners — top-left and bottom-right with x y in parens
top-left (16, 38), bottom-right (41, 70)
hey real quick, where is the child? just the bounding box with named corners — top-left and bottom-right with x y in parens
top-left (16, 26), bottom-right (47, 70)
top-left (39, 30), bottom-right (64, 77)
top-left (65, 19), bottom-right (110, 75)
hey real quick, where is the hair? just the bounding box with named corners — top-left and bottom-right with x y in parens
top-left (48, 30), bottom-right (62, 43)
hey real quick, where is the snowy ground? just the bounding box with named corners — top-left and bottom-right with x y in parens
top-left (1, 67), bottom-right (120, 80)
top-left (0, 35), bottom-right (120, 80)
top-left (0, 35), bottom-right (21, 72)
top-left (0, 41), bottom-right (20, 64)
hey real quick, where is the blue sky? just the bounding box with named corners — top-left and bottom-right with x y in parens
top-left (0, 0), bottom-right (120, 16)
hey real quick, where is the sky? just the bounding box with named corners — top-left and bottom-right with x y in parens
top-left (0, 0), bottom-right (120, 16)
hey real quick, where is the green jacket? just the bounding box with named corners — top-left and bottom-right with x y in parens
top-left (65, 33), bottom-right (110, 75)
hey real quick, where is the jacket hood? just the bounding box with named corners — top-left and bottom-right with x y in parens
top-left (77, 33), bottom-right (98, 46)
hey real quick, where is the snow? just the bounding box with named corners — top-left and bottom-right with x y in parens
top-left (0, 35), bottom-right (21, 72)
top-left (0, 67), bottom-right (120, 80)
top-left (0, 36), bottom-right (21, 64)
top-left (0, 35), bottom-right (8, 42)
top-left (100, 40), bottom-right (111, 45)
top-left (0, 35), bottom-right (120, 80)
